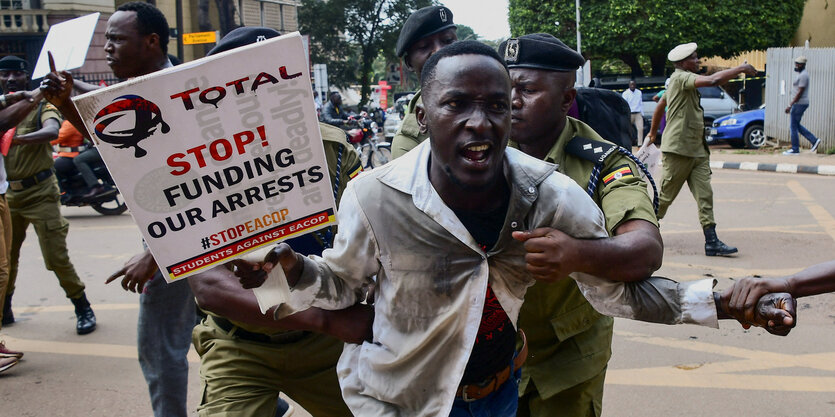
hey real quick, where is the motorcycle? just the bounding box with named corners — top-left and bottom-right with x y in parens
top-left (345, 112), bottom-right (392, 169)
top-left (53, 153), bottom-right (127, 216)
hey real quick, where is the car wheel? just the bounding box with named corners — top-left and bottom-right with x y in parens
top-left (743, 123), bottom-right (766, 149)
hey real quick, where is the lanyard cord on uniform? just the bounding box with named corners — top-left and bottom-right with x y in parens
top-left (587, 146), bottom-right (659, 215)
top-left (313, 144), bottom-right (344, 249)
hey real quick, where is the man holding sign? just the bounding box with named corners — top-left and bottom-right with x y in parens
top-left (41, 3), bottom-right (188, 416)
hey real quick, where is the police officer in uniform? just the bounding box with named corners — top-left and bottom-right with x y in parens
top-left (390, 5), bottom-right (457, 158)
top-left (500, 34), bottom-right (663, 417)
top-left (0, 55), bottom-right (96, 334)
top-left (187, 27), bottom-right (364, 417)
top-left (647, 42), bottom-right (756, 256)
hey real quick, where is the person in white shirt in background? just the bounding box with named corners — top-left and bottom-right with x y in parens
top-left (622, 80), bottom-right (643, 145)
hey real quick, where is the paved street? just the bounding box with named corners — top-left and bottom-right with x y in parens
top-left (2, 165), bottom-right (834, 416)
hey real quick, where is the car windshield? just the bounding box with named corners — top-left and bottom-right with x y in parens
top-left (697, 86), bottom-right (724, 98)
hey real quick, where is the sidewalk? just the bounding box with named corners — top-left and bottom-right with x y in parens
top-left (708, 147), bottom-right (835, 176)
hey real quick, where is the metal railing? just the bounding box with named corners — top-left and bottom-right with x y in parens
top-left (0, 9), bottom-right (49, 33)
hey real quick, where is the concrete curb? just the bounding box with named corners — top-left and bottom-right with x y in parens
top-left (710, 160), bottom-right (835, 176)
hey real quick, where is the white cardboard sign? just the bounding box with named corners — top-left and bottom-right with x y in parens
top-left (73, 33), bottom-right (337, 282)
top-left (32, 12), bottom-right (100, 79)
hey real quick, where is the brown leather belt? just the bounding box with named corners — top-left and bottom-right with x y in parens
top-left (456, 330), bottom-right (528, 402)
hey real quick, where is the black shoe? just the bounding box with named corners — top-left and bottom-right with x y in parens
top-left (81, 185), bottom-right (108, 199)
top-left (2, 295), bottom-right (13, 326)
top-left (704, 226), bottom-right (738, 256)
top-left (71, 293), bottom-right (96, 335)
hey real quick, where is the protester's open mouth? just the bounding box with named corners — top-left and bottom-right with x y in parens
top-left (459, 143), bottom-right (492, 166)
top-left (106, 57), bottom-right (117, 66)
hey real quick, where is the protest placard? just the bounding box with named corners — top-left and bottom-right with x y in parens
top-left (73, 32), bottom-right (337, 282)
top-left (32, 13), bottom-right (100, 79)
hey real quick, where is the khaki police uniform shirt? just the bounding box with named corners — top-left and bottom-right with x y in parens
top-left (7, 100), bottom-right (62, 180)
top-left (661, 69), bottom-right (709, 158)
top-left (390, 91), bottom-right (428, 159)
top-left (513, 117), bottom-right (658, 397)
top-left (223, 122), bottom-right (362, 335)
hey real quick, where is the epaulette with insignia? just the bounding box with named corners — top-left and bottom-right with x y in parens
top-left (565, 136), bottom-right (617, 164)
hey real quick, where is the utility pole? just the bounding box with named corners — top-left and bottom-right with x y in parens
top-left (575, 0), bottom-right (583, 86)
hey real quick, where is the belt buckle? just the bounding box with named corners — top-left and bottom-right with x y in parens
top-left (460, 385), bottom-right (476, 403)
top-left (9, 181), bottom-right (23, 191)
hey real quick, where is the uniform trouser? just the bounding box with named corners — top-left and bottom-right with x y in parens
top-left (73, 148), bottom-right (101, 188)
top-left (657, 152), bottom-right (715, 228)
top-left (138, 274), bottom-right (197, 417)
top-left (630, 113), bottom-right (644, 144)
top-left (6, 178), bottom-right (85, 299)
top-left (517, 367), bottom-right (606, 417)
top-left (193, 315), bottom-right (351, 417)
top-left (789, 104), bottom-right (819, 152)
top-left (0, 195), bottom-right (12, 327)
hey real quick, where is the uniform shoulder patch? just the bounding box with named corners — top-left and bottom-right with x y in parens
top-left (602, 164), bottom-right (634, 185)
top-left (565, 136), bottom-right (618, 164)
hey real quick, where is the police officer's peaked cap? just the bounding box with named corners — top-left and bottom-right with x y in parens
top-left (396, 5), bottom-right (456, 57)
top-left (498, 33), bottom-right (584, 72)
top-left (208, 27), bottom-right (281, 56)
top-left (0, 56), bottom-right (29, 72)
top-left (667, 42), bottom-right (697, 62)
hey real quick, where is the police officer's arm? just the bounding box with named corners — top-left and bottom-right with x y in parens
top-left (646, 95), bottom-right (666, 142)
top-left (11, 117), bottom-right (59, 145)
top-left (693, 64), bottom-right (757, 88)
top-left (189, 264), bottom-right (374, 344)
top-left (513, 219), bottom-right (662, 283)
top-left (0, 89), bottom-right (40, 131)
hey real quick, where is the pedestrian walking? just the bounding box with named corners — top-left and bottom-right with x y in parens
top-left (783, 56), bottom-right (821, 155)
top-left (622, 80), bottom-right (644, 144)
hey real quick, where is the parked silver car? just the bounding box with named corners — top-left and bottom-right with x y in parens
top-left (642, 86), bottom-right (740, 137)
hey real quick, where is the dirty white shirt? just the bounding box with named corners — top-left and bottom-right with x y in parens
top-left (282, 141), bottom-right (717, 416)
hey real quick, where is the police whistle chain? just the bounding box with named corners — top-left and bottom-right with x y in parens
top-left (587, 147), bottom-right (660, 215)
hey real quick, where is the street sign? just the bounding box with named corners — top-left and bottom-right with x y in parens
top-left (182, 31), bottom-right (217, 45)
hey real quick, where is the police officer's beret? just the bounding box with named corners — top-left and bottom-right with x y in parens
top-left (208, 27), bottom-right (281, 56)
top-left (0, 56), bottom-right (28, 72)
top-left (396, 5), bottom-right (456, 57)
top-left (667, 42), bottom-right (697, 62)
top-left (498, 33), bottom-right (584, 72)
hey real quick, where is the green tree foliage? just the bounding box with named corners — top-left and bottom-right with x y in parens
top-left (508, 0), bottom-right (805, 76)
top-left (300, 0), bottom-right (433, 109)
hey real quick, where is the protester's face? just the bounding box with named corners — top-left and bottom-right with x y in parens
top-left (418, 54), bottom-right (510, 194)
top-left (104, 11), bottom-right (156, 78)
top-left (0, 69), bottom-right (28, 93)
top-left (510, 68), bottom-right (574, 147)
top-left (680, 52), bottom-right (701, 72)
top-left (629, 81), bottom-right (636, 91)
top-left (405, 28), bottom-right (458, 77)
top-left (794, 63), bottom-right (805, 72)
